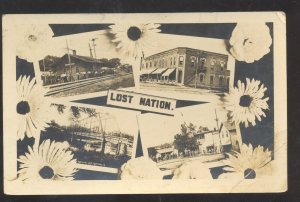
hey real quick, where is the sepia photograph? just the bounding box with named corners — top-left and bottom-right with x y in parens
top-left (138, 34), bottom-right (235, 95)
top-left (15, 25), bottom-right (135, 98)
top-left (34, 103), bottom-right (138, 174)
top-left (140, 102), bottom-right (247, 180)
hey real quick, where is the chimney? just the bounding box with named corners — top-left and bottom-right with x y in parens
top-left (72, 50), bottom-right (76, 55)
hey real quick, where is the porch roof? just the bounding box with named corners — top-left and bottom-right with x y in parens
top-left (162, 68), bottom-right (176, 77)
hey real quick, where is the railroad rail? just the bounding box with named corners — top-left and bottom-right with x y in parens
top-left (45, 73), bottom-right (131, 96)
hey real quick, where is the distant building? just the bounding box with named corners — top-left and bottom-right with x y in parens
top-left (194, 122), bottom-right (242, 153)
top-left (52, 51), bottom-right (105, 80)
top-left (41, 51), bottom-right (106, 84)
top-left (219, 121), bottom-right (241, 152)
top-left (140, 47), bottom-right (230, 91)
top-left (148, 121), bottom-right (241, 162)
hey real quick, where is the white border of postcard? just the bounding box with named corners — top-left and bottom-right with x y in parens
top-left (3, 12), bottom-right (287, 194)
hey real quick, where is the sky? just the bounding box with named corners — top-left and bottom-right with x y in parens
top-left (139, 101), bottom-right (228, 148)
top-left (50, 104), bottom-right (139, 136)
top-left (40, 29), bottom-right (234, 74)
top-left (41, 30), bottom-right (121, 61)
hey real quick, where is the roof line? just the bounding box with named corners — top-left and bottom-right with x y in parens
top-left (144, 47), bottom-right (228, 60)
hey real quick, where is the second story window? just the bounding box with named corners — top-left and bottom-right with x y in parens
top-left (191, 56), bottom-right (196, 67)
top-left (210, 59), bottom-right (216, 66)
top-left (179, 56), bottom-right (184, 65)
top-left (220, 61), bottom-right (226, 67)
top-left (146, 63), bottom-right (148, 68)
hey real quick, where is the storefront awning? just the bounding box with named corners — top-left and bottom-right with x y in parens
top-left (151, 68), bottom-right (167, 74)
top-left (162, 68), bottom-right (176, 77)
top-left (140, 68), bottom-right (157, 75)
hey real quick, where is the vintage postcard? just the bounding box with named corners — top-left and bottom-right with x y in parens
top-left (3, 12), bottom-right (286, 194)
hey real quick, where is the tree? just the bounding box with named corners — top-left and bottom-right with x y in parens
top-left (148, 147), bottom-right (158, 160)
top-left (108, 58), bottom-right (121, 68)
top-left (174, 122), bottom-right (198, 155)
top-left (99, 58), bottom-right (109, 66)
top-left (39, 55), bottom-right (60, 71)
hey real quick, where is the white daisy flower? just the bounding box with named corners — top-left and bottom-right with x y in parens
top-left (229, 23), bottom-right (272, 63)
top-left (16, 24), bottom-right (53, 62)
top-left (224, 78), bottom-right (269, 127)
top-left (18, 140), bottom-right (77, 181)
top-left (109, 23), bottom-right (161, 60)
top-left (219, 144), bottom-right (272, 179)
top-left (172, 160), bottom-right (212, 179)
top-left (119, 156), bottom-right (163, 180)
top-left (17, 76), bottom-right (50, 140)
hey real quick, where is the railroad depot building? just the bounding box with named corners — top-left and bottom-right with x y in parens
top-left (41, 50), bottom-right (106, 85)
top-left (140, 47), bottom-right (230, 91)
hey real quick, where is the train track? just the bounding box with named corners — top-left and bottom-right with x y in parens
top-left (46, 73), bottom-right (131, 96)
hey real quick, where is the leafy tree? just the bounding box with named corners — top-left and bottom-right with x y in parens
top-left (174, 122), bottom-right (198, 154)
top-left (108, 58), bottom-right (121, 68)
top-left (51, 103), bottom-right (66, 114)
top-left (39, 55), bottom-right (60, 71)
top-left (148, 147), bottom-right (158, 160)
top-left (99, 58), bottom-right (109, 63)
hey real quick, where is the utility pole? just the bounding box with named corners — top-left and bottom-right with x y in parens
top-left (65, 40), bottom-right (75, 82)
top-left (98, 113), bottom-right (106, 154)
top-left (88, 43), bottom-right (93, 58)
top-left (215, 108), bottom-right (220, 131)
top-left (215, 108), bottom-right (222, 153)
top-left (90, 38), bottom-right (98, 59)
top-left (194, 56), bottom-right (198, 88)
top-left (42, 58), bottom-right (47, 85)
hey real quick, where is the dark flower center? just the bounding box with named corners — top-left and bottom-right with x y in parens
top-left (244, 168), bottom-right (256, 179)
top-left (28, 34), bottom-right (37, 42)
top-left (17, 101), bottom-right (30, 115)
top-left (239, 95), bottom-right (252, 107)
top-left (39, 166), bottom-right (55, 179)
top-left (127, 26), bottom-right (142, 41)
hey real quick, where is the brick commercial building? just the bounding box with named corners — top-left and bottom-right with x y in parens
top-left (140, 47), bottom-right (230, 91)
